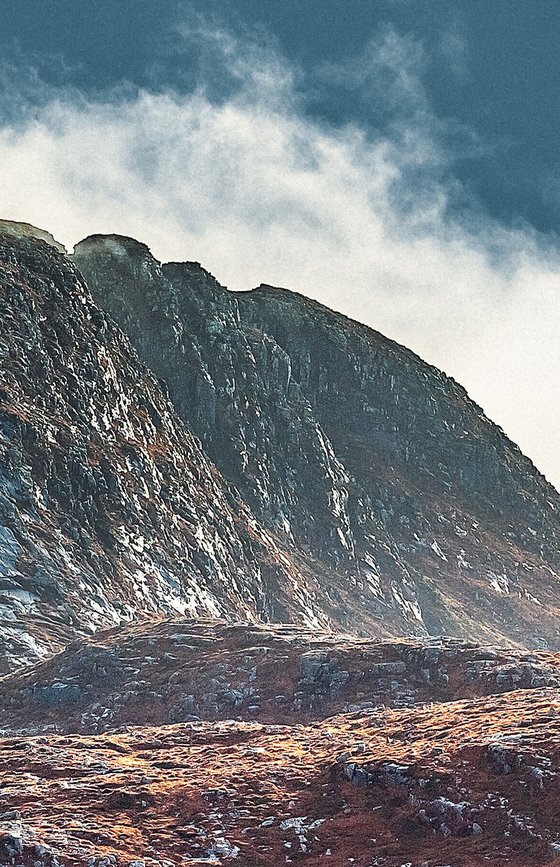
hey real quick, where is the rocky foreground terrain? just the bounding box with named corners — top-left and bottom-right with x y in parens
top-left (1, 619), bottom-right (560, 736)
top-left (3, 222), bottom-right (560, 864)
top-left (3, 622), bottom-right (560, 865)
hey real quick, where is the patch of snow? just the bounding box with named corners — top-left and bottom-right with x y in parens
top-left (430, 540), bottom-right (448, 561)
top-left (488, 571), bottom-right (510, 594)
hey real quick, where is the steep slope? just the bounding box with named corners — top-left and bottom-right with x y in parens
top-left (1, 619), bottom-right (560, 736)
top-left (0, 228), bottom-right (339, 673)
top-left (74, 234), bottom-right (560, 648)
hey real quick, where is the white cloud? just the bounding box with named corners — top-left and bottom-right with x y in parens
top-left (1, 28), bottom-right (560, 488)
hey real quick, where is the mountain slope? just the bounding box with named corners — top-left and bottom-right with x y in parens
top-left (73, 234), bottom-right (560, 649)
top-left (0, 228), bottom-right (340, 672)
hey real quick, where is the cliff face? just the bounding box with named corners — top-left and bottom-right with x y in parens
top-left (0, 230), bottom-right (340, 673)
top-left (74, 234), bottom-right (560, 649)
top-left (2, 221), bottom-right (560, 673)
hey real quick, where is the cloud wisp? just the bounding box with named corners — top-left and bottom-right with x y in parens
top-left (1, 24), bottom-right (560, 487)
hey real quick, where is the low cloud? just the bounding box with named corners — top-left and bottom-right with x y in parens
top-left (1, 26), bottom-right (560, 487)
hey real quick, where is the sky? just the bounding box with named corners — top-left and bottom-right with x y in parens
top-left (2, 1), bottom-right (560, 486)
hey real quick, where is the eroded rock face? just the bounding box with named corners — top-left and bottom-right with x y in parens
top-left (0, 232), bottom-right (338, 672)
top-left (73, 238), bottom-right (356, 561)
top-left (73, 234), bottom-right (560, 648)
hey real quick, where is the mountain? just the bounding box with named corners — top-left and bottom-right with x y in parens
top-left (0, 226), bottom-right (338, 673)
top-left (4, 221), bottom-right (560, 867)
top-left (3, 219), bottom-right (560, 674)
top-left (73, 233), bottom-right (560, 649)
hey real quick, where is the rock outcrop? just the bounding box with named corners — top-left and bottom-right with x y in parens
top-left (73, 234), bottom-right (560, 649)
top-left (2, 619), bottom-right (560, 736)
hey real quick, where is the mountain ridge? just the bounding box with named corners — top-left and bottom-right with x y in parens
top-left (74, 229), bottom-right (560, 649)
top-left (1, 219), bottom-right (560, 670)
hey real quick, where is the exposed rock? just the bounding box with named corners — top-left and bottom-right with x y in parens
top-left (0, 232), bottom-right (337, 672)
top-left (2, 619), bottom-right (560, 735)
top-left (73, 234), bottom-right (560, 649)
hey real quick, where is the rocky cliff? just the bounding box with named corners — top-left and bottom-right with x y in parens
top-left (0, 228), bottom-right (341, 673)
top-left (73, 233), bottom-right (560, 649)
